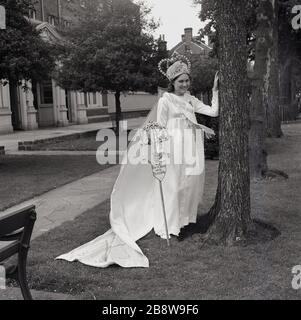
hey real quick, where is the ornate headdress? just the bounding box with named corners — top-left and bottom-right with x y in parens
top-left (158, 53), bottom-right (191, 81)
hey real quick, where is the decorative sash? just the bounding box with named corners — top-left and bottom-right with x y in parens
top-left (164, 93), bottom-right (215, 136)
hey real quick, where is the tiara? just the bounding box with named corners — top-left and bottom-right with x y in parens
top-left (158, 53), bottom-right (191, 79)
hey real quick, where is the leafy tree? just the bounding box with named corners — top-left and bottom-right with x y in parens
top-left (0, 0), bottom-right (55, 84)
top-left (194, 0), bottom-right (258, 57)
top-left (55, 0), bottom-right (167, 134)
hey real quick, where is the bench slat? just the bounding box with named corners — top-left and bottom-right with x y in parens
top-left (0, 241), bottom-right (19, 261)
top-left (0, 205), bottom-right (36, 237)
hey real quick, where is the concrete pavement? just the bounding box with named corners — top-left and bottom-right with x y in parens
top-left (0, 165), bottom-right (121, 240)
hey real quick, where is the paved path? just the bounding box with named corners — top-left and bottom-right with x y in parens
top-left (0, 165), bottom-right (121, 240)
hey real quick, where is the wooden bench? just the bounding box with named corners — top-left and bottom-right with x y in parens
top-left (0, 205), bottom-right (36, 300)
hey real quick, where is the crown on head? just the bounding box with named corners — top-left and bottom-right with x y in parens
top-left (158, 53), bottom-right (191, 81)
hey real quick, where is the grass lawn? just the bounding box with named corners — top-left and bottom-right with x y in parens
top-left (13, 123), bottom-right (301, 299)
top-left (31, 130), bottom-right (132, 152)
top-left (31, 132), bottom-right (219, 159)
top-left (0, 155), bottom-right (111, 211)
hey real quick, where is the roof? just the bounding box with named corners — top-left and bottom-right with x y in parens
top-left (35, 22), bottom-right (64, 43)
top-left (170, 36), bottom-right (212, 55)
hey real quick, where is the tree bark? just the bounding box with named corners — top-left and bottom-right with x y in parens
top-left (249, 0), bottom-right (273, 179)
top-left (114, 91), bottom-right (122, 136)
top-left (266, 0), bottom-right (283, 138)
top-left (204, 0), bottom-right (251, 245)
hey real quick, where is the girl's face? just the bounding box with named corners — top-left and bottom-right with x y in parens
top-left (173, 73), bottom-right (190, 96)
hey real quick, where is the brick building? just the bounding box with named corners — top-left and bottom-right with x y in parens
top-left (170, 27), bottom-right (212, 57)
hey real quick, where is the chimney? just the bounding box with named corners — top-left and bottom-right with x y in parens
top-left (57, 0), bottom-right (61, 25)
top-left (40, 0), bottom-right (45, 21)
top-left (181, 34), bottom-right (185, 42)
top-left (158, 34), bottom-right (167, 52)
top-left (184, 28), bottom-right (193, 44)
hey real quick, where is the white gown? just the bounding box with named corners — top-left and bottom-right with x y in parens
top-left (56, 91), bottom-right (218, 268)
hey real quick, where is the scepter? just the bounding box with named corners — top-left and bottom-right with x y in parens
top-left (141, 121), bottom-right (170, 246)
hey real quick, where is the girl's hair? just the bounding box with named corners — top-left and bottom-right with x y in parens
top-left (167, 73), bottom-right (191, 93)
top-left (167, 82), bottom-right (175, 93)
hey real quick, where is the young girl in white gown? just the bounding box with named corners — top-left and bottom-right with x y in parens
top-left (56, 56), bottom-right (219, 268)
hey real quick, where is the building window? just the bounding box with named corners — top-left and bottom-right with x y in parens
top-left (48, 15), bottom-right (55, 26)
top-left (88, 93), bottom-right (97, 105)
top-left (40, 80), bottom-right (53, 104)
top-left (185, 45), bottom-right (192, 54)
top-left (102, 92), bottom-right (108, 106)
top-left (28, 9), bottom-right (36, 20)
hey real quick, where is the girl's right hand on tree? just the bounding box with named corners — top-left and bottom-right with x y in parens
top-left (213, 71), bottom-right (219, 92)
top-left (205, 131), bottom-right (215, 139)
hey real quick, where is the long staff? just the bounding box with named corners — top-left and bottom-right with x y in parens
top-left (158, 179), bottom-right (170, 246)
top-left (150, 155), bottom-right (170, 247)
top-left (143, 122), bottom-right (170, 246)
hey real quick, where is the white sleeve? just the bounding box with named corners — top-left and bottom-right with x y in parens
top-left (193, 90), bottom-right (219, 117)
top-left (157, 97), bottom-right (169, 127)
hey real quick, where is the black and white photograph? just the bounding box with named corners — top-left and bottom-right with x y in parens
top-left (0, 0), bottom-right (301, 307)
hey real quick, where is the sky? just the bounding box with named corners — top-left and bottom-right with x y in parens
top-left (136, 0), bottom-right (206, 50)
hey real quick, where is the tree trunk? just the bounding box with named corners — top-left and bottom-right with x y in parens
top-left (9, 79), bottom-right (22, 130)
top-left (204, 0), bottom-right (251, 245)
top-left (278, 0), bottom-right (301, 122)
top-left (114, 91), bottom-right (121, 136)
top-left (249, 0), bottom-right (273, 180)
top-left (266, 0), bottom-right (283, 138)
